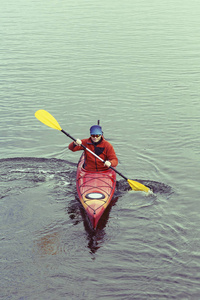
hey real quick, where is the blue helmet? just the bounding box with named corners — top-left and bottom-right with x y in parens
top-left (90, 125), bottom-right (103, 135)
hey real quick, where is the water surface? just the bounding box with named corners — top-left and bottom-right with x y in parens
top-left (1, 0), bottom-right (200, 299)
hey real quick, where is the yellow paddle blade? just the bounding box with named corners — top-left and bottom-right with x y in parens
top-left (35, 110), bottom-right (62, 131)
top-left (127, 179), bottom-right (150, 193)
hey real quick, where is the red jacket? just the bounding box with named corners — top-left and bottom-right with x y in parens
top-left (68, 137), bottom-right (118, 171)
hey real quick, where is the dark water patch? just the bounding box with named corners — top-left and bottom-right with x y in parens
top-left (0, 157), bottom-right (75, 200)
top-left (136, 179), bottom-right (173, 195)
top-left (67, 198), bottom-right (84, 227)
top-left (116, 178), bottom-right (172, 195)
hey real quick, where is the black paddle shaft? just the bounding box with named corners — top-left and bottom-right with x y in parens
top-left (61, 129), bottom-right (77, 142)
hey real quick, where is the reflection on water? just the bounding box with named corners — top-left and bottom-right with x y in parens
top-left (81, 196), bottom-right (119, 255)
top-left (67, 195), bottom-right (119, 255)
top-left (34, 231), bottom-right (61, 256)
top-left (34, 196), bottom-right (119, 258)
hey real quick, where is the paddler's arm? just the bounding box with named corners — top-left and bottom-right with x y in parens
top-left (68, 139), bottom-right (83, 152)
top-left (105, 144), bottom-right (118, 167)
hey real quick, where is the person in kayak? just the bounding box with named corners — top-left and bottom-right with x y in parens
top-left (68, 125), bottom-right (118, 171)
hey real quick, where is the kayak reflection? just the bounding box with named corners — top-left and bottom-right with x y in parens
top-left (80, 196), bottom-right (119, 254)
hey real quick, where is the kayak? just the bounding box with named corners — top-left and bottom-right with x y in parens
top-left (76, 154), bottom-right (117, 229)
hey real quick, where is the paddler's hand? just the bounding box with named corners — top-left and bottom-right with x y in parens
top-left (104, 160), bottom-right (111, 168)
top-left (74, 139), bottom-right (82, 146)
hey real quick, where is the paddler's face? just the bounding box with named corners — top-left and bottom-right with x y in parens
top-left (91, 134), bottom-right (102, 143)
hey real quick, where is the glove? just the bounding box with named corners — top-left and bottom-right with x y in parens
top-left (104, 160), bottom-right (111, 168)
top-left (74, 139), bottom-right (82, 146)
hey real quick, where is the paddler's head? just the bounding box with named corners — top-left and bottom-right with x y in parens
top-left (90, 125), bottom-right (103, 143)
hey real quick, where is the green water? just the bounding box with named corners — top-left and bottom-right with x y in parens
top-left (1, 0), bottom-right (200, 299)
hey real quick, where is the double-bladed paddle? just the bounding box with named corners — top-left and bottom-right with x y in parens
top-left (35, 110), bottom-right (150, 193)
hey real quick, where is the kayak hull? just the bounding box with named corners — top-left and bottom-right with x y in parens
top-left (76, 154), bottom-right (116, 229)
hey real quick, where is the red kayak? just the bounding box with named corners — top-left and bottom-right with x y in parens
top-left (76, 154), bottom-right (117, 229)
